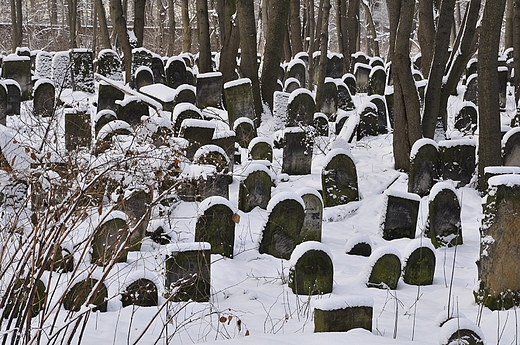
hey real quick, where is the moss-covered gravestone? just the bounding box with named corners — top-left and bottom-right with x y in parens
top-left (238, 163), bottom-right (274, 212)
top-left (2, 54), bottom-right (32, 100)
top-left (464, 74), bottom-right (478, 105)
top-left (97, 81), bottom-right (125, 113)
top-left (63, 278), bottom-right (108, 312)
top-left (282, 127), bottom-right (313, 175)
top-left (357, 102), bottom-right (379, 140)
top-left (172, 102), bottom-right (203, 135)
top-left (117, 189), bottom-right (153, 251)
top-left (69, 48), bottom-right (94, 93)
top-left (368, 66), bottom-right (386, 96)
top-left (297, 187), bottom-right (323, 242)
top-left (366, 247), bottom-right (401, 290)
top-left (116, 96), bottom-right (149, 126)
top-left (439, 318), bottom-right (485, 345)
top-left (33, 79), bottom-right (55, 117)
top-left (319, 79), bottom-right (338, 117)
top-left (121, 278), bottom-right (158, 307)
top-left (165, 56), bottom-right (187, 89)
top-left (196, 71), bottom-right (223, 109)
top-left (224, 78), bottom-right (256, 128)
top-left (345, 234), bottom-right (372, 256)
top-left (354, 63), bottom-right (371, 92)
top-left (402, 239), bottom-right (436, 285)
top-left (288, 241), bottom-right (333, 295)
top-left (287, 88), bottom-right (315, 127)
top-left (313, 296), bottom-right (373, 333)
top-left (234, 117), bottom-right (257, 149)
top-left (134, 66), bottom-right (154, 90)
top-left (5, 79), bottom-right (21, 116)
top-left (91, 211), bottom-right (130, 266)
top-left (164, 242), bottom-right (211, 302)
top-left (2, 278), bottom-right (46, 319)
top-left (65, 110), bottom-right (92, 150)
top-left (248, 137), bottom-right (273, 162)
top-left (454, 101), bottom-right (477, 134)
top-left (369, 95), bottom-right (388, 134)
top-left (427, 182), bottom-right (462, 248)
top-left (502, 127), bottom-right (520, 166)
top-left (174, 84), bottom-right (197, 105)
top-left (438, 139), bottom-right (476, 186)
top-left (380, 190), bottom-right (420, 240)
top-left (476, 175), bottom-right (520, 310)
top-left (36, 51), bottom-right (53, 79)
top-left (195, 196), bottom-right (236, 258)
top-left (259, 192), bottom-right (305, 260)
top-left (286, 58), bottom-right (306, 86)
top-left (179, 119), bottom-right (216, 159)
top-left (322, 148), bottom-right (359, 207)
top-left (408, 138), bottom-right (439, 197)
top-left (96, 49), bottom-right (123, 81)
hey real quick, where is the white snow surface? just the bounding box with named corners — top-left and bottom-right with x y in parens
top-left (312, 295), bottom-right (374, 311)
top-left (438, 318), bottom-right (484, 345)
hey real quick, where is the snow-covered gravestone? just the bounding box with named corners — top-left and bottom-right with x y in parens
top-left (258, 192), bottom-right (305, 260)
top-left (2, 54), bottom-right (31, 100)
top-left (139, 83), bottom-right (176, 111)
top-left (212, 128), bottom-right (236, 172)
top-left (368, 95), bottom-right (389, 134)
top-left (499, 65), bottom-right (508, 110)
top-left (91, 211), bottom-right (130, 266)
top-left (336, 81), bottom-right (355, 115)
top-left (117, 189), bottom-right (153, 251)
top-left (195, 196), bottom-right (236, 258)
top-left (439, 318), bottom-right (485, 345)
top-left (345, 234), bottom-right (372, 256)
top-left (319, 78), bottom-right (337, 118)
top-left (453, 101), bottom-right (477, 134)
top-left (402, 239), bottom-right (436, 286)
top-left (165, 56), bottom-right (187, 89)
top-left (116, 96), bottom-right (149, 126)
top-left (313, 296), bottom-right (373, 333)
top-left (408, 138), bottom-right (439, 197)
top-left (65, 109), bottom-right (91, 150)
top-left (326, 53), bottom-right (343, 78)
top-left (196, 71), bottom-right (223, 109)
top-left (95, 120), bottom-right (133, 154)
top-left (2, 278), bottom-right (46, 319)
top-left (97, 81), bottom-right (124, 113)
top-left (282, 127), bottom-right (313, 175)
top-left (121, 278), bottom-right (158, 307)
top-left (248, 137), bottom-right (273, 162)
top-left (193, 144), bottom-right (231, 200)
top-left (223, 78), bottom-right (256, 128)
top-left (380, 189), bottom-right (420, 241)
top-left (174, 84), bottom-right (196, 105)
top-left (131, 48), bottom-right (153, 80)
top-left (438, 139), bottom-right (476, 186)
top-left (134, 66), bottom-right (154, 90)
top-left (0, 82), bottom-right (7, 125)
top-left (477, 174), bottom-right (520, 310)
top-left (385, 88), bottom-right (395, 128)
top-left (96, 49), bottom-right (123, 81)
top-left (313, 112), bottom-right (329, 137)
top-left (352, 51), bottom-right (370, 66)
top-left (179, 119), bottom-right (216, 159)
top-left (273, 91), bottom-right (290, 130)
top-left (284, 77), bottom-right (300, 93)
top-left (297, 187), bottom-right (323, 242)
top-left (357, 101), bottom-right (378, 140)
top-left (466, 58), bottom-right (478, 78)
top-left (288, 241), bottom-right (333, 295)
top-left (4, 79), bottom-right (21, 116)
top-left (502, 127), bottom-right (520, 166)
top-left (69, 48), bottom-right (94, 93)
top-left (286, 58), bottom-right (306, 87)
top-left (342, 73), bottom-right (357, 96)
top-left (52, 51), bottom-right (72, 90)
top-left (464, 74), bottom-right (478, 105)
top-left (238, 163), bottom-right (274, 212)
top-left (368, 65), bottom-right (386, 96)
top-left (354, 62), bottom-right (371, 92)
top-left (234, 117), bottom-right (257, 148)
top-left (35, 51), bottom-right (53, 79)
top-left (172, 102), bottom-right (203, 135)
top-left (151, 54), bottom-right (165, 84)
top-left (33, 79), bottom-right (55, 117)
top-left (321, 148), bottom-right (359, 207)
top-left (366, 246), bottom-right (402, 290)
top-left (287, 88), bottom-right (315, 127)
top-left (426, 182), bottom-right (462, 248)
top-left (63, 278), bottom-right (108, 312)
top-left (164, 242), bottom-right (211, 302)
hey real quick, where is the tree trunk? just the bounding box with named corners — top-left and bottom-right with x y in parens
top-left (506, 0), bottom-right (514, 49)
top-left (109, 0), bottom-right (133, 83)
top-left (182, 0), bottom-right (192, 52)
top-left (196, 0), bottom-right (212, 73)
top-left (418, 0), bottom-right (435, 78)
top-left (314, 0), bottom-right (324, 48)
top-left (513, 0), bottom-right (520, 103)
top-left (134, 0), bottom-right (146, 47)
top-left (93, 0), bottom-right (98, 54)
top-left (290, 0), bottom-right (303, 56)
top-left (284, 25), bottom-right (292, 62)
top-left (96, 0), bottom-right (112, 50)
top-left (50, 0), bottom-right (58, 26)
top-left (167, 0), bottom-right (176, 55)
top-left (336, 0), bottom-right (348, 71)
top-left (67, 0), bottom-right (78, 48)
top-left (386, 0), bottom-right (399, 63)
top-left (360, 1), bottom-right (379, 57)
top-left (478, 0), bottom-right (507, 191)
top-left (345, 0), bottom-right (359, 69)
top-left (315, 0), bottom-right (330, 111)
top-left (307, 0), bottom-right (315, 89)
top-left (392, 0), bottom-right (422, 171)
top-left (10, 0), bottom-right (23, 52)
top-left (217, 0), bottom-right (240, 84)
top-left (236, 0), bottom-right (262, 124)
top-left (260, 0), bottom-right (290, 110)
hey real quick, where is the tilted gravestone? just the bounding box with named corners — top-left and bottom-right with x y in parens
top-left (2, 54), bottom-right (32, 100)
top-left (121, 278), bottom-right (159, 307)
top-left (139, 83), bottom-right (176, 111)
top-left (454, 101), bottom-right (477, 134)
top-left (174, 84), bottom-right (197, 106)
top-left (319, 78), bottom-right (338, 118)
top-left (234, 117), bottom-right (257, 149)
top-left (117, 188), bottom-right (153, 251)
top-left (464, 74), bottom-right (478, 105)
top-left (380, 189), bottom-right (420, 241)
top-left (502, 127), bottom-right (520, 166)
top-left (248, 137), bottom-right (273, 162)
top-left (63, 278), bottom-right (108, 312)
top-left (427, 182), bottom-right (462, 248)
top-left (195, 196), bottom-right (236, 258)
top-left (172, 102), bottom-right (203, 135)
top-left (368, 66), bottom-right (386, 96)
top-left (91, 211), bottom-right (130, 266)
top-left (116, 96), bottom-right (149, 126)
top-left (238, 163), bottom-right (274, 212)
top-left (345, 234), bottom-right (372, 256)
top-left (336, 81), bottom-right (355, 114)
top-left (35, 51), bottom-right (53, 79)
top-left (408, 138), bottom-right (439, 197)
top-left (196, 71), bottom-right (223, 109)
top-left (134, 66), bottom-right (154, 90)
top-left (322, 148), bottom-right (359, 207)
top-left (97, 80), bottom-right (125, 113)
top-left (166, 56), bottom-right (188, 89)
top-left (4, 79), bottom-right (21, 116)
top-left (33, 79), bottom-right (56, 117)
top-left (313, 296), bottom-right (373, 333)
top-left (282, 127), bottom-right (313, 175)
top-left (366, 246), bottom-right (402, 290)
top-left (438, 139), bottom-right (476, 186)
top-left (96, 49), bottom-right (123, 82)
top-left (2, 278), bottom-right (46, 319)
top-left (288, 241), bottom-right (333, 295)
top-left (164, 242), bottom-right (211, 302)
top-left (179, 118), bottom-right (216, 159)
top-left (402, 239), bottom-right (436, 285)
top-left (287, 88), bottom-right (315, 127)
top-left (65, 109), bottom-right (92, 150)
top-left (69, 48), bottom-right (95, 93)
top-left (223, 78), bottom-right (256, 128)
top-left (258, 192), bottom-right (305, 260)
top-left (297, 187), bottom-right (323, 242)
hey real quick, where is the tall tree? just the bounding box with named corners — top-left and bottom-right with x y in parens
top-left (418, 0), bottom-right (435, 78)
top-left (315, 0), bottom-right (330, 110)
top-left (336, 0), bottom-right (348, 70)
top-left (289, 0), bottom-right (303, 56)
top-left (109, 0), bottom-right (133, 83)
top-left (478, 0), bottom-right (507, 191)
top-left (506, 0), bottom-right (514, 49)
top-left (10, 0), bottom-right (23, 52)
top-left (67, 0), bottom-right (78, 48)
top-left (361, 1), bottom-right (379, 57)
top-left (167, 0), bottom-right (175, 55)
top-left (96, 0), bottom-right (112, 50)
top-left (345, 0), bottom-right (360, 70)
top-left (196, 0), bottom-right (212, 72)
top-left (182, 0), bottom-right (192, 52)
top-left (134, 0), bottom-right (146, 47)
top-left (513, 0), bottom-right (520, 103)
top-left (217, 0), bottom-right (240, 84)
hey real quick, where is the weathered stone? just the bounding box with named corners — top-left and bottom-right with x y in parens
top-left (454, 101), bottom-right (478, 134)
top-left (380, 190), bottom-right (420, 241)
top-left (0, 82), bottom-right (7, 125)
top-left (319, 79), bottom-right (338, 117)
top-left (196, 71), bottom-right (223, 109)
top-left (336, 82), bottom-right (355, 116)
top-left (94, 109), bottom-right (118, 136)
top-left (116, 96), bottom-right (149, 126)
top-left (366, 247), bottom-right (401, 290)
top-left (134, 66), bottom-right (154, 90)
top-left (402, 239), bottom-right (436, 285)
top-left (464, 74), bottom-right (478, 105)
top-left (234, 117), bottom-right (257, 148)
top-left (139, 83), bottom-right (176, 112)
top-left (174, 84), bottom-right (197, 106)
top-left (288, 241), bottom-right (333, 295)
top-left (408, 139), bottom-right (439, 197)
top-left (354, 63), bottom-right (371, 92)
top-left (297, 188), bottom-right (323, 242)
top-left (313, 112), bottom-right (329, 137)
top-left (33, 79), bottom-right (55, 117)
top-left (427, 182), bottom-right (462, 248)
top-left (313, 296), bottom-right (373, 333)
top-left (172, 102), bottom-right (203, 135)
top-left (466, 58), bottom-right (478, 79)
top-left (286, 58), bottom-right (306, 86)
top-left (4, 79), bottom-right (21, 116)
top-left (117, 189), bottom-right (153, 251)
top-left (248, 137), bottom-right (273, 162)
top-left (63, 278), bottom-right (108, 312)
top-left (287, 88), bottom-right (315, 127)
top-left (438, 139), bottom-right (476, 186)
top-left (369, 95), bottom-right (389, 134)
top-left (385, 91), bottom-right (395, 128)
top-left (179, 119), bottom-right (216, 159)
top-left (151, 55), bottom-right (166, 84)
top-left (121, 278), bottom-right (158, 307)
top-left (52, 51), bottom-right (72, 90)
top-left (326, 53), bottom-right (344, 78)
top-left (131, 48), bottom-right (153, 81)
top-left (342, 73), bottom-right (357, 96)
top-left (223, 78), bottom-right (256, 127)
top-left (166, 56), bottom-right (187, 89)
top-left (282, 128), bottom-right (313, 175)
top-left (2, 54), bottom-right (32, 100)
top-left (321, 149), bottom-right (359, 207)
top-left (65, 110), bottom-right (92, 150)
top-left (238, 163), bottom-right (273, 212)
top-left (96, 49), bottom-right (123, 81)
top-left (284, 77), bottom-right (300, 93)
top-left (97, 81), bottom-right (125, 113)
top-left (35, 51), bottom-right (53, 79)
top-left (91, 212), bottom-right (129, 265)
top-left (357, 102), bottom-right (378, 140)
top-left (212, 129), bottom-right (236, 172)
top-left (2, 278), bottom-right (46, 319)
top-left (502, 128), bottom-right (520, 167)
top-left (439, 318), bottom-right (484, 345)
top-left (368, 66), bottom-right (386, 96)
top-left (345, 234), bottom-right (372, 256)
top-left (273, 91), bottom-right (290, 130)
top-left (69, 48), bottom-right (94, 93)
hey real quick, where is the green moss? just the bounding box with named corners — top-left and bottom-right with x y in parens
top-left (164, 249), bottom-right (211, 302)
top-left (195, 203), bottom-right (235, 258)
top-left (63, 279), bottom-right (108, 312)
top-left (2, 278), bottom-right (46, 319)
top-left (314, 306), bottom-right (372, 333)
top-left (322, 153), bottom-right (359, 207)
top-left (288, 250), bottom-right (333, 295)
top-left (402, 247), bottom-right (435, 285)
top-left (367, 253), bottom-right (401, 290)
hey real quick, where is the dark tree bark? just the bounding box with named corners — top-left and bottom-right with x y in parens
top-left (315, 0), bottom-right (330, 111)
top-left (134, 0), bottom-right (146, 47)
top-left (345, 0), bottom-right (360, 68)
top-left (196, 0), bottom-right (212, 73)
top-left (67, 0), bottom-right (78, 48)
top-left (418, 0), bottom-right (435, 78)
top-left (307, 0), bottom-right (315, 89)
top-left (109, 0), bottom-right (133, 83)
top-left (10, 0), bottom-right (23, 52)
top-left (314, 0), bottom-right (325, 49)
top-left (506, 0), bottom-right (514, 49)
top-left (422, 0), bottom-right (456, 139)
top-left (284, 24), bottom-right (292, 62)
top-left (167, 0), bottom-right (175, 55)
top-left (336, 0), bottom-right (348, 71)
top-left (361, 1), bottom-right (379, 57)
top-left (236, 0), bottom-right (262, 124)
top-left (513, 0), bottom-right (520, 103)
top-left (96, 0), bottom-right (112, 50)
top-left (290, 0), bottom-right (303, 56)
top-left (478, 0), bottom-right (507, 191)
top-left (182, 0), bottom-right (192, 52)
top-left (386, 0), bottom-right (399, 63)
top-left (392, 0), bottom-right (422, 171)
top-left (49, 0), bottom-right (58, 26)
top-left (217, 0), bottom-right (240, 84)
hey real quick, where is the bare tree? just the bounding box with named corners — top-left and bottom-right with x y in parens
top-left (418, 0), bottom-right (434, 78)
top-left (197, 0), bottom-right (212, 72)
top-left (315, 0), bottom-right (330, 111)
top-left (67, 0), bottom-right (78, 48)
top-left (289, 0), bottom-right (303, 56)
top-left (109, 0), bottom-right (133, 83)
top-left (167, 0), bottom-right (175, 55)
top-left (217, 0), bottom-right (240, 84)
top-left (134, 0), bottom-right (147, 47)
top-left (96, 0), bottom-right (112, 50)
top-left (182, 0), bottom-right (192, 52)
top-left (10, 0), bottom-right (23, 52)
top-left (513, 0), bottom-right (520, 103)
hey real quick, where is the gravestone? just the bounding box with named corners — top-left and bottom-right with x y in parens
top-left (368, 95), bottom-right (389, 134)
top-left (2, 54), bottom-right (32, 100)
top-left (287, 88), bottom-right (315, 127)
top-left (345, 234), bottom-right (372, 256)
top-left (354, 63), bottom-right (371, 92)
top-left (380, 190), bottom-right (420, 240)
top-left (319, 78), bottom-right (338, 117)
top-left (69, 48), bottom-right (94, 93)
top-left (326, 53), bottom-right (344, 78)
top-left (223, 78), bottom-right (255, 127)
top-left (179, 119), bottom-right (216, 159)
top-left (4, 79), bottom-right (21, 116)
top-left (368, 66), bottom-right (386, 96)
top-left (33, 79), bottom-right (55, 117)
top-left (166, 56), bottom-right (187, 89)
top-left (35, 51), bottom-right (53, 79)
top-left (408, 139), bottom-right (439, 197)
top-left (314, 112), bottom-right (329, 137)
top-left (366, 247), bottom-right (401, 290)
top-left (95, 120), bottom-right (133, 154)
top-left (65, 110), bottom-right (92, 150)
top-left (234, 117), bottom-right (257, 148)
top-left (97, 81), bottom-right (125, 113)
top-left (258, 192), bottom-right (305, 260)
top-left (131, 48), bottom-right (153, 80)
top-left (439, 318), bottom-right (485, 345)
top-left (342, 73), bottom-right (357, 96)
top-left (385, 89), bottom-right (395, 128)
top-left (427, 182), bottom-right (462, 248)
top-left (151, 54), bottom-right (165, 84)
top-left (91, 212), bottom-right (130, 265)
top-left (238, 163), bottom-right (274, 212)
top-left (248, 137), bottom-right (273, 162)
top-left (454, 101), bottom-right (478, 134)
top-left (172, 102), bottom-right (203, 135)
top-left (116, 96), bottom-right (149, 126)
top-left (117, 189), bottom-right (153, 251)
top-left (313, 296), bottom-right (373, 333)
top-left (96, 49), bottom-right (123, 81)
top-left (357, 102), bottom-right (379, 140)
top-left (196, 72), bottom-right (223, 109)
top-left (502, 127), bottom-right (520, 166)
top-left (286, 58), bottom-right (306, 86)
top-left (212, 128), bottom-right (236, 172)
top-left (195, 196), bottom-right (236, 258)
top-left (297, 187), bottom-right (323, 242)
top-left (63, 278), bottom-right (108, 312)
top-left (0, 82), bottom-right (7, 124)
top-left (174, 84), bottom-right (197, 105)
top-left (121, 278), bottom-right (158, 307)
top-left (370, 56), bottom-right (385, 68)
top-left (284, 77), bottom-right (301, 93)
top-left (282, 127), bottom-right (313, 175)
top-left (193, 144), bottom-right (230, 173)
top-left (438, 139), bottom-right (476, 186)
top-left (164, 242), bottom-right (211, 302)
top-left (134, 66), bottom-right (154, 90)
top-left (52, 51), bottom-right (72, 89)
top-left (499, 65), bottom-right (508, 110)
top-left (464, 74), bottom-right (478, 105)
top-left (321, 148), bottom-right (359, 207)
top-left (352, 51), bottom-right (370, 67)
top-left (273, 91), bottom-right (290, 129)
top-left (336, 81), bottom-right (355, 114)
top-left (139, 83), bottom-right (176, 111)
top-left (2, 278), bottom-right (46, 319)
top-left (402, 239), bottom-right (436, 286)
top-left (288, 241), bottom-right (333, 295)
